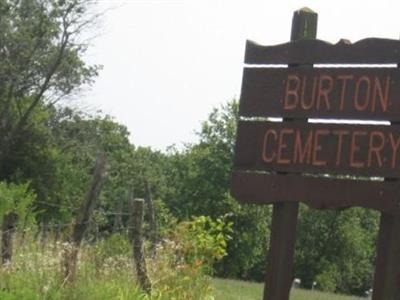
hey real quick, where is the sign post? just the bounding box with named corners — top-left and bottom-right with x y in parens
top-left (263, 8), bottom-right (317, 300)
top-left (373, 214), bottom-right (400, 299)
top-left (232, 7), bottom-right (400, 300)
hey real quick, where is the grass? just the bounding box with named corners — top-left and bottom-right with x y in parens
top-left (213, 278), bottom-right (364, 300)
top-left (0, 233), bottom-right (216, 300)
top-left (0, 231), bottom-right (367, 300)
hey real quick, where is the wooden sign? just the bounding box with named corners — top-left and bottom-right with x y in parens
top-left (233, 32), bottom-right (400, 213)
top-left (231, 7), bottom-right (400, 300)
top-left (231, 171), bottom-right (400, 214)
top-left (244, 38), bottom-right (400, 65)
top-left (235, 121), bottom-right (400, 178)
top-left (240, 68), bottom-right (400, 121)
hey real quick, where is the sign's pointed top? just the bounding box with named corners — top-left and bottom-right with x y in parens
top-left (296, 7), bottom-right (316, 14)
top-left (291, 7), bottom-right (318, 41)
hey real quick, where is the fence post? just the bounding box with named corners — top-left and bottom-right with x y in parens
top-left (1, 212), bottom-right (18, 265)
top-left (127, 189), bottom-right (135, 242)
top-left (40, 221), bottom-right (48, 250)
top-left (63, 152), bottom-right (107, 283)
top-left (129, 198), bottom-right (151, 294)
top-left (144, 179), bottom-right (157, 257)
top-left (54, 223), bottom-right (61, 244)
top-left (263, 8), bottom-right (318, 300)
top-left (112, 194), bottom-right (123, 233)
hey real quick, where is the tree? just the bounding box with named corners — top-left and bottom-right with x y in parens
top-left (0, 0), bottom-right (100, 182)
top-left (162, 100), bottom-right (272, 279)
top-left (294, 206), bottom-right (379, 295)
top-left (45, 109), bottom-right (134, 224)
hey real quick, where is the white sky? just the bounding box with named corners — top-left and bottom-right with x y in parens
top-left (83, 0), bottom-right (400, 151)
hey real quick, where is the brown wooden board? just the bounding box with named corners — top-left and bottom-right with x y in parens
top-left (245, 38), bottom-right (400, 65)
top-left (231, 170), bottom-right (400, 216)
top-left (234, 121), bottom-right (400, 178)
top-left (240, 68), bottom-right (400, 121)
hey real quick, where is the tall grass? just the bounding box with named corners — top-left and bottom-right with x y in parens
top-left (0, 230), bottom-right (366, 299)
top-left (0, 232), bottom-right (214, 300)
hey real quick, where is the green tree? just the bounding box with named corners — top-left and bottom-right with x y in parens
top-left (0, 181), bottom-right (35, 227)
top-left (45, 109), bottom-right (134, 225)
top-left (0, 0), bottom-right (100, 182)
top-left (295, 206), bottom-right (379, 295)
top-left (162, 100), bottom-right (271, 279)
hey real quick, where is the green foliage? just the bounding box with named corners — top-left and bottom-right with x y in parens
top-left (152, 199), bottom-right (177, 238)
top-left (315, 264), bottom-right (340, 292)
top-left (0, 225), bottom-right (225, 300)
top-left (0, 235), bottom-right (144, 300)
top-left (216, 196), bottom-right (271, 280)
top-left (0, 0), bottom-right (99, 106)
top-left (147, 215), bottom-right (231, 299)
top-left (49, 110), bottom-right (135, 222)
top-left (0, 0), bottom-right (100, 220)
top-left (90, 233), bottom-right (132, 270)
top-left (295, 206), bottom-right (379, 294)
top-left (0, 181), bottom-right (35, 225)
top-left (171, 215), bottom-right (232, 269)
top-left (159, 101), bottom-right (238, 218)
top-left (1, 104), bottom-right (59, 209)
top-left (161, 99), bottom-right (379, 294)
top-left (162, 100), bottom-right (272, 279)
top-left (0, 14), bottom-right (385, 295)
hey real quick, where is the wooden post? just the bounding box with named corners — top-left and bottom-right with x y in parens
top-left (129, 198), bottom-right (151, 294)
top-left (40, 221), bottom-right (48, 250)
top-left (371, 59), bottom-right (400, 300)
top-left (127, 189), bottom-right (135, 242)
top-left (372, 209), bottom-right (400, 299)
top-left (63, 152), bottom-right (107, 283)
top-left (1, 212), bottom-right (18, 265)
top-left (263, 8), bottom-right (317, 300)
top-left (144, 179), bottom-right (157, 257)
top-left (54, 223), bottom-right (61, 244)
top-left (112, 195), bottom-right (123, 233)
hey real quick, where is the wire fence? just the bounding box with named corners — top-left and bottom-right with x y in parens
top-left (34, 199), bottom-right (131, 216)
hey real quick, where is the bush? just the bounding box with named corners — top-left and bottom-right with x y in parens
top-left (315, 264), bottom-right (340, 292)
top-left (0, 181), bottom-right (35, 226)
top-left (171, 215), bottom-right (232, 269)
top-left (148, 215), bottom-right (232, 299)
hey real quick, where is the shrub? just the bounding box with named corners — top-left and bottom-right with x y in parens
top-left (0, 181), bottom-right (35, 226)
top-left (147, 215), bottom-right (232, 299)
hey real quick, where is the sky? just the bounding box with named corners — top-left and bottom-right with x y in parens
top-left (82, 0), bottom-right (400, 151)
